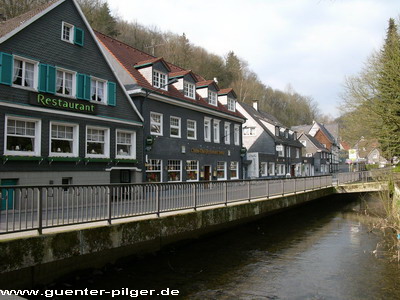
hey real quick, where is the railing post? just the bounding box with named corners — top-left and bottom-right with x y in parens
top-left (248, 181), bottom-right (251, 202)
top-left (267, 180), bottom-right (270, 198)
top-left (224, 182), bottom-right (228, 206)
top-left (156, 185), bottom-right (160, 217)
top-left (38, 187), bottom-right (43, 235)
top-left (107, 186), bottom-right (112, 225)
top-left (193, 184), bottom-right (197, 211)
top-left (282, 179), bottom-right (285, 196)
top-left (294, 178), bottom-right (297, 194)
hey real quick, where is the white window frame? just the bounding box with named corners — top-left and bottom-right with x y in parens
top-left (61, 21), bottom-right (74, 43)
top-left (277, 164), bottom-right (286, 176)
top-left (227, 98), bottom-right (236, 112)
top-left (49, 122), bottom-right (79, 157)
top-left (234, 124), bottom-right (240, 146)
top-left (116, 129), bottom-right (136, 159)
top-left (146, 159), bottom-right (162, 182)
top-left (213, 120), bottom-right (220, 143)
top-left (85, 126), bottom-right (110, 158)
top-left (268, 162), bottom-right (275, 176)
top-left (208, 91), bottom-right (217, 106)
top-left (90, 77), bottom-right (107, 104)
top-left (153, 70), bottom-right (167, 90)
top-left (150, 112), bottom-right (163, 136)
top-left (184, 81), bottom-right (195, 99)
top-left (277, 144), bottom-right (284, 157)
top-left (224, 122), bottom-right (230, 144)
top-left (187, 119), bottom-right (197, 140)
top-left (286, 146), bottom-right (291, 158)
top-left (12, 56), bottom-right (38, 90)
top-left (186, 160), bottom-right (199, 182)
top-left (56, 67), bottom-right (76, 98)
top-left (5, 116), bottom-right (41, 156)
top-left (167, 160), bottom-right (182, 182)
top-left (296, 148), bottom-right (300, 158)
top-left (170, 116), bottom-right (181, 138)
top-left (216, 161), bottom-right (227, 180)
top-left (204, 117), bottom-right (211, 142)
top-left (230, 161), bottom-right (239, 179)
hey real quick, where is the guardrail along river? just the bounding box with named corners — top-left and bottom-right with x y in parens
top-left (41, 193), bottom-right (400, 299)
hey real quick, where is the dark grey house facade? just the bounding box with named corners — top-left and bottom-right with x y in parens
top-left (97, 33), bottom-right (246, 182)
top-left (0, 0), bottom-right (143, 187)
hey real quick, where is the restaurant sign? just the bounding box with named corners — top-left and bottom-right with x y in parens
top-left (29, 92), bottom-right (97, 115)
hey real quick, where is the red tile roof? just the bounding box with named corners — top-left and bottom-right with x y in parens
top-left (134, 57), bottom-right (171, 71)
top-left (95, 31), bottom-right (244, 120)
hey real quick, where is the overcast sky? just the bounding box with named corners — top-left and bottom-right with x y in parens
top-left (107, 0), bottom-right (399, 118)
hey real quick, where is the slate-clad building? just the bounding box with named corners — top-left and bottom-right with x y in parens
top-left (97, 32), bottom-right (246, 182)
top-left (0, 0), bottom-right (143, 187)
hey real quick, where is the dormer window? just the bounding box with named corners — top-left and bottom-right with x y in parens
top-left (153, 70), bottom-right (167, 90)
top-left (227, 98), bottom-right (236, 111)
top-left (208, 91), bottom-right (217, 106)
top-left (184, 81), bottom-right (195, 99)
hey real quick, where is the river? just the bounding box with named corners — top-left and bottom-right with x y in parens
top-left (48, 194), bottom-right (400, 299)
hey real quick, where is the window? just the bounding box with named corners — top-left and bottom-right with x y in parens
top-left (285, 131), bottom-right (289, 138)
top-left (208, 91), bottom-right (217, 106)
top-left (286, 146), bottom-right (291, 158)
top-left (268, 162), bottom-right (275, 176)
top-left (50, 122), bottom-right (78, 157)
top-left (186, 160), bottom-right (199, 181)
top-left (168, 160), bottom-right (182, 182)
top-left (12, 57), bottom-right (37, 89)
top-left (277, 164), bottom-right (286, 176)
top-left (261, 162), bottom-right (268, 176)
top-left (204, 117), bottom-right (211, 142)
top-left (275, 127), bottom-right (279, 136)
top-left (276, 144), bottom-right (284, 157)
top-left (296, 148), bottom-right (300, 158)
top-left (150, 112), bottom-right (163, 136)
top-left (86, 127), bottom-right (109, 157)
top-left (227, 98), bottom-right (236, 112)
top-left (170, 116), bottom-right (181, 138)
top-left (184, 82), bottom-right (195, 99)
top-left (61, 22), bottom-right (74, 43)
top-left (116, 130), bottom-right (136, 159)
top-left (56, 69), bottom-right (75, 97)
top-left (187, 120), bottom-right (197, 140)
top-left (146, 159), bottom-right (162, 182)
top-left (5, 116), bottom-right (41, 156)
top-left (230, 161), bottom-right (239, 179)
top-left (224, 122), bottom-right (230, 144)
top-left (91, 78), bottom-right (106, 103)
top-left (213, 120), bottom-right (220, 143)
top-left (153, 70), bottom-right (167, 89)
top-left (300, 140), bottom-right (307, 147)
top-left (306, 153), bottom-right (313, 157)
top-left (217, 161), bottom-right (227, 180)
top-left (243, 127), bottom-right (256, 136)
top-left (234, 124), bottom-right (240, 146)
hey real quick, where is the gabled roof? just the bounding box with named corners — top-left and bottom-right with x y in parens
top-left (134, 57), bottom-right (171, 72)
top-left (196, 80), bottom-right (219, 90)
top-left (239, 102), bottom-right (304, 147)
top-left (96, 31), bottom-right (245, 121)
top-left (169, 70), bottom-right (197, 82)
top-left (0, 0), bottom-right (62, 42)
top-left (218, 88), bottom-right (237, 99)
top-left (300, 133), bottom-right (329, 152)
top-left (314, 121), bottom-right (336, 144)
top-left (291, 124), bottom-right (312, 134)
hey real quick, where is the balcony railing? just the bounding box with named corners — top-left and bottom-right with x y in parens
top-left (0, 171), bottom-right (372, 235)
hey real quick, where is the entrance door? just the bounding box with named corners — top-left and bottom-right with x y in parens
top-left (1, 179), bottom-right (18, 210)
top-left (290, 165), bottom-right (295, 177)
top-left (204, 166), bottom-right (211, 181)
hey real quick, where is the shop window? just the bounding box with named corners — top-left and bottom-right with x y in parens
top-left (186, 160), bottom-right (199, 181)
top-left (5, 116), bottom-right (41, 156)
top-left (13, 57), bottom-right (37, 89)
top-left (187, 120), bottom-right (197, 140)
top-left (56, 68), bottom-right (75, 97)
top-left (50, 122), bottom-right (78, 157)
top-left (150, 112), bottom-right (163, 136)
top-left (217, 161), bottom-right (227, 180)
top-left (146, 159), bottom-right (162, 182)
top-left (230, 161), bottom-right (239, 179)
top-left (86, 126), bottom-right (109, 157)
top-left (116, 130), bottom-right (136, 159)
top-left (168, 160), bottom-right (182, 182)
top-left (170, 116), bottom-right (181, 138)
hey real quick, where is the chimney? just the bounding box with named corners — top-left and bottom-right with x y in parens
top-left (213, 77), bottom-right (218, 84)
top-left (252, 100), bottom-right (258, 111)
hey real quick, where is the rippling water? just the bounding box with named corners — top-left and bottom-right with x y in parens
top-left (50, 194), bottom-right (400, 299)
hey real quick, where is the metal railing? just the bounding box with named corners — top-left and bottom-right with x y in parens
top-left (0, 171), bottom-right (371, 235)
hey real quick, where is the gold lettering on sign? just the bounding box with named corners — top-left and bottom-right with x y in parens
top-left (191, 148), bottom-right (225, 155)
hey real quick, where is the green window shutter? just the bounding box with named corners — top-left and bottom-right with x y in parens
top-left (84, 74), bottom-right (91, 100)
top-left (74, 27), bottom-right (84, 46)
top-left (0, 52), bottom-right (13, 85)
top-left (38, 63), bottom-right (48, 92)
top-left (47, 65), bottom-right (56, 94)
top-left (107, 82), bottom-right (116, 106)
top-left (76, 73), bottom-right (85, 99)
